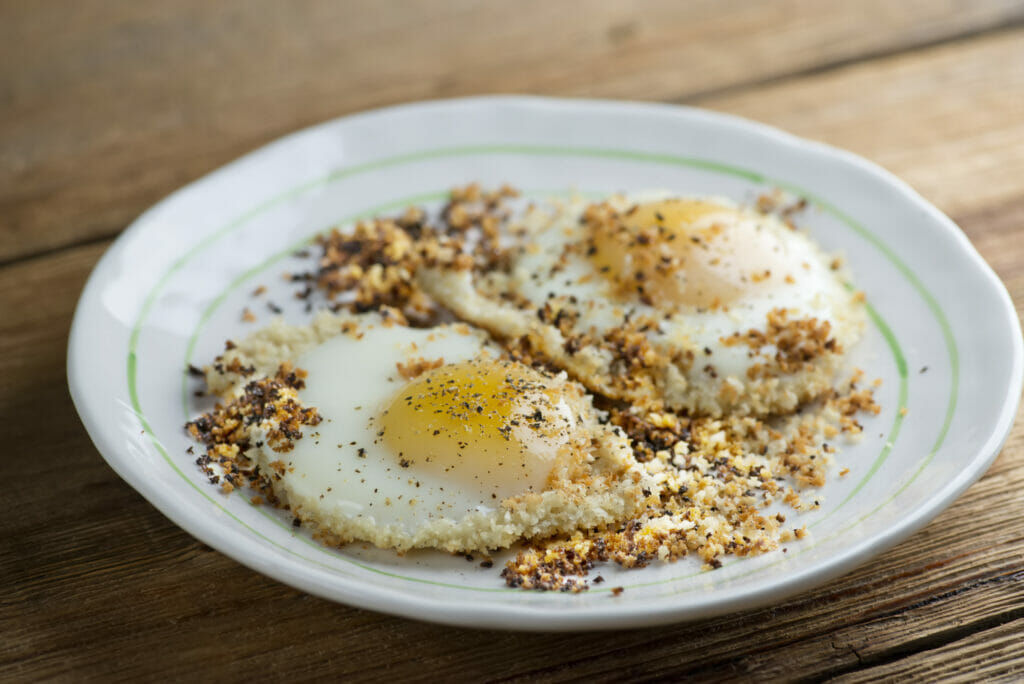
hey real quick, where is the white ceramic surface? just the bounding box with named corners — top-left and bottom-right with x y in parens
top-left (68, 96), bottom-right (1022, 630)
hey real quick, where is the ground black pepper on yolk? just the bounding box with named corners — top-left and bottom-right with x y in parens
top-left (184, 184), bottom-right (882, 593)
top-left (585, 198), bottom-right (799, 310)
top-left (378, 358), bottom-right (583, 501)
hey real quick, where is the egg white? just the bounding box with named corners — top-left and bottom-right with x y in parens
top-left (243, 314), bottom-right (655, 553)
top-left (418, 191), bottom-right (864, 415)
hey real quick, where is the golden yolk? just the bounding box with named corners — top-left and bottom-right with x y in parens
top-left (588, 199), bottom-right (787, 309)
top-left (378, 358), bottom-right (578, 500)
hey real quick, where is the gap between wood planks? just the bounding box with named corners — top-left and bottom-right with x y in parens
top-left (676, 15), bottom-right (1024, 105)
top-left (2, 223), bottom-right (1023, 679)
top-left (833, 616), bottom-right (1024, 682)
top-left (2, 6), bottom-right (1024, 268)
top-left (0, 233), bottom-right (117, 271)
top-left (824, 586), bottom-right (1024, 681)
top-left (4, 14), bottom-right (1024, 679)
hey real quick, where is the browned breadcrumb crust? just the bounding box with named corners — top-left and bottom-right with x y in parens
top-left (459, 198), bottom-right (851, 414)
top-left (721, 307), bottom-right (839, 378)
top-left (186, 363), bottom-right (320, 495)
top-left (502, 372), bottom-right (879, 592)
top-left (509, 304), bottom-right (693, 409)
top-left (509, 296), bottom-right (843, 416)
top-left (395, 356), bottom-right (445, 380)
top-left (184, 184), bottom-right (881, 592)
top-left (831, 369), bottom-right (882, 435)
top-left (756, 191), bottom-right (808, 229)
top-left (288, 183), bottom-right (518, 324)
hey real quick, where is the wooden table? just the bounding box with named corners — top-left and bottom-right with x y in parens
top-left (4, 1), bottom-right (1024, 679)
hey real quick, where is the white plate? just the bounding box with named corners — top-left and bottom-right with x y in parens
top-left (68, 96), bottom-right (1022, 630)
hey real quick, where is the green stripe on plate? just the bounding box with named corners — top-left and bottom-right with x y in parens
top-left (126, 143), bottom-right (957, 596)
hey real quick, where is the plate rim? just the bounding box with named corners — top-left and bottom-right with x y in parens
top-left (67, 95), bottom-right (1023, 630)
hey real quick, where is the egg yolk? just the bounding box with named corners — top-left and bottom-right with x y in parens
top-left (588, 199), bottom-right (788, 309)
top-left (378, 358), bottom-right (579, 500)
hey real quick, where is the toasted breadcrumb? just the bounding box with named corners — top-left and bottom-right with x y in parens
top-left (395, 356), bottom-right (445, 380)
top-left (184, 184), bottom-right (883, 592)
top-left (501, 374), bottom-right (878, 590)
top-left (287, 183), bottom-right (517, 325)
top-left (187, 363), bottom-right (321, 502)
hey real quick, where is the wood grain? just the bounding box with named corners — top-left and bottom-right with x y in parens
top-left (2, 193), bottom-right (1024, 683)
top-left (4, 2), bottom-right (1024, 680)
top-left (3, 0), bottom-right (1023, 263)
top-left (833, 618), bottom-right (1024, 682)
top-left (700, 26), bottom-right (1024, 220)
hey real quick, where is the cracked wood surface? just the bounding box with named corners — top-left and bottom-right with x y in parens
top-left (3, 2), bottom-right (1023, 680)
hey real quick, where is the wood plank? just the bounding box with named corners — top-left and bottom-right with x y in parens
top-left (6, 14), bottom-right (1024, 677)
top-left (832, 617), bottom-right (1024, 683)
top-left (700, 28), bottom-right (1024, 219)
top-left (3, 418), bottom-right (1022, 680)
top-left (707, 466), bottom-right (1024, 681)
top-left (2, 200), bottom-right (1024, 679)
top-left (2, 0), bottom-right (1023, 262)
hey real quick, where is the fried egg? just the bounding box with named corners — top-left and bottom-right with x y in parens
top-left (418, 192), bottom-right (864, 416)
top-left (248, 314), bottom-right (655, 553)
